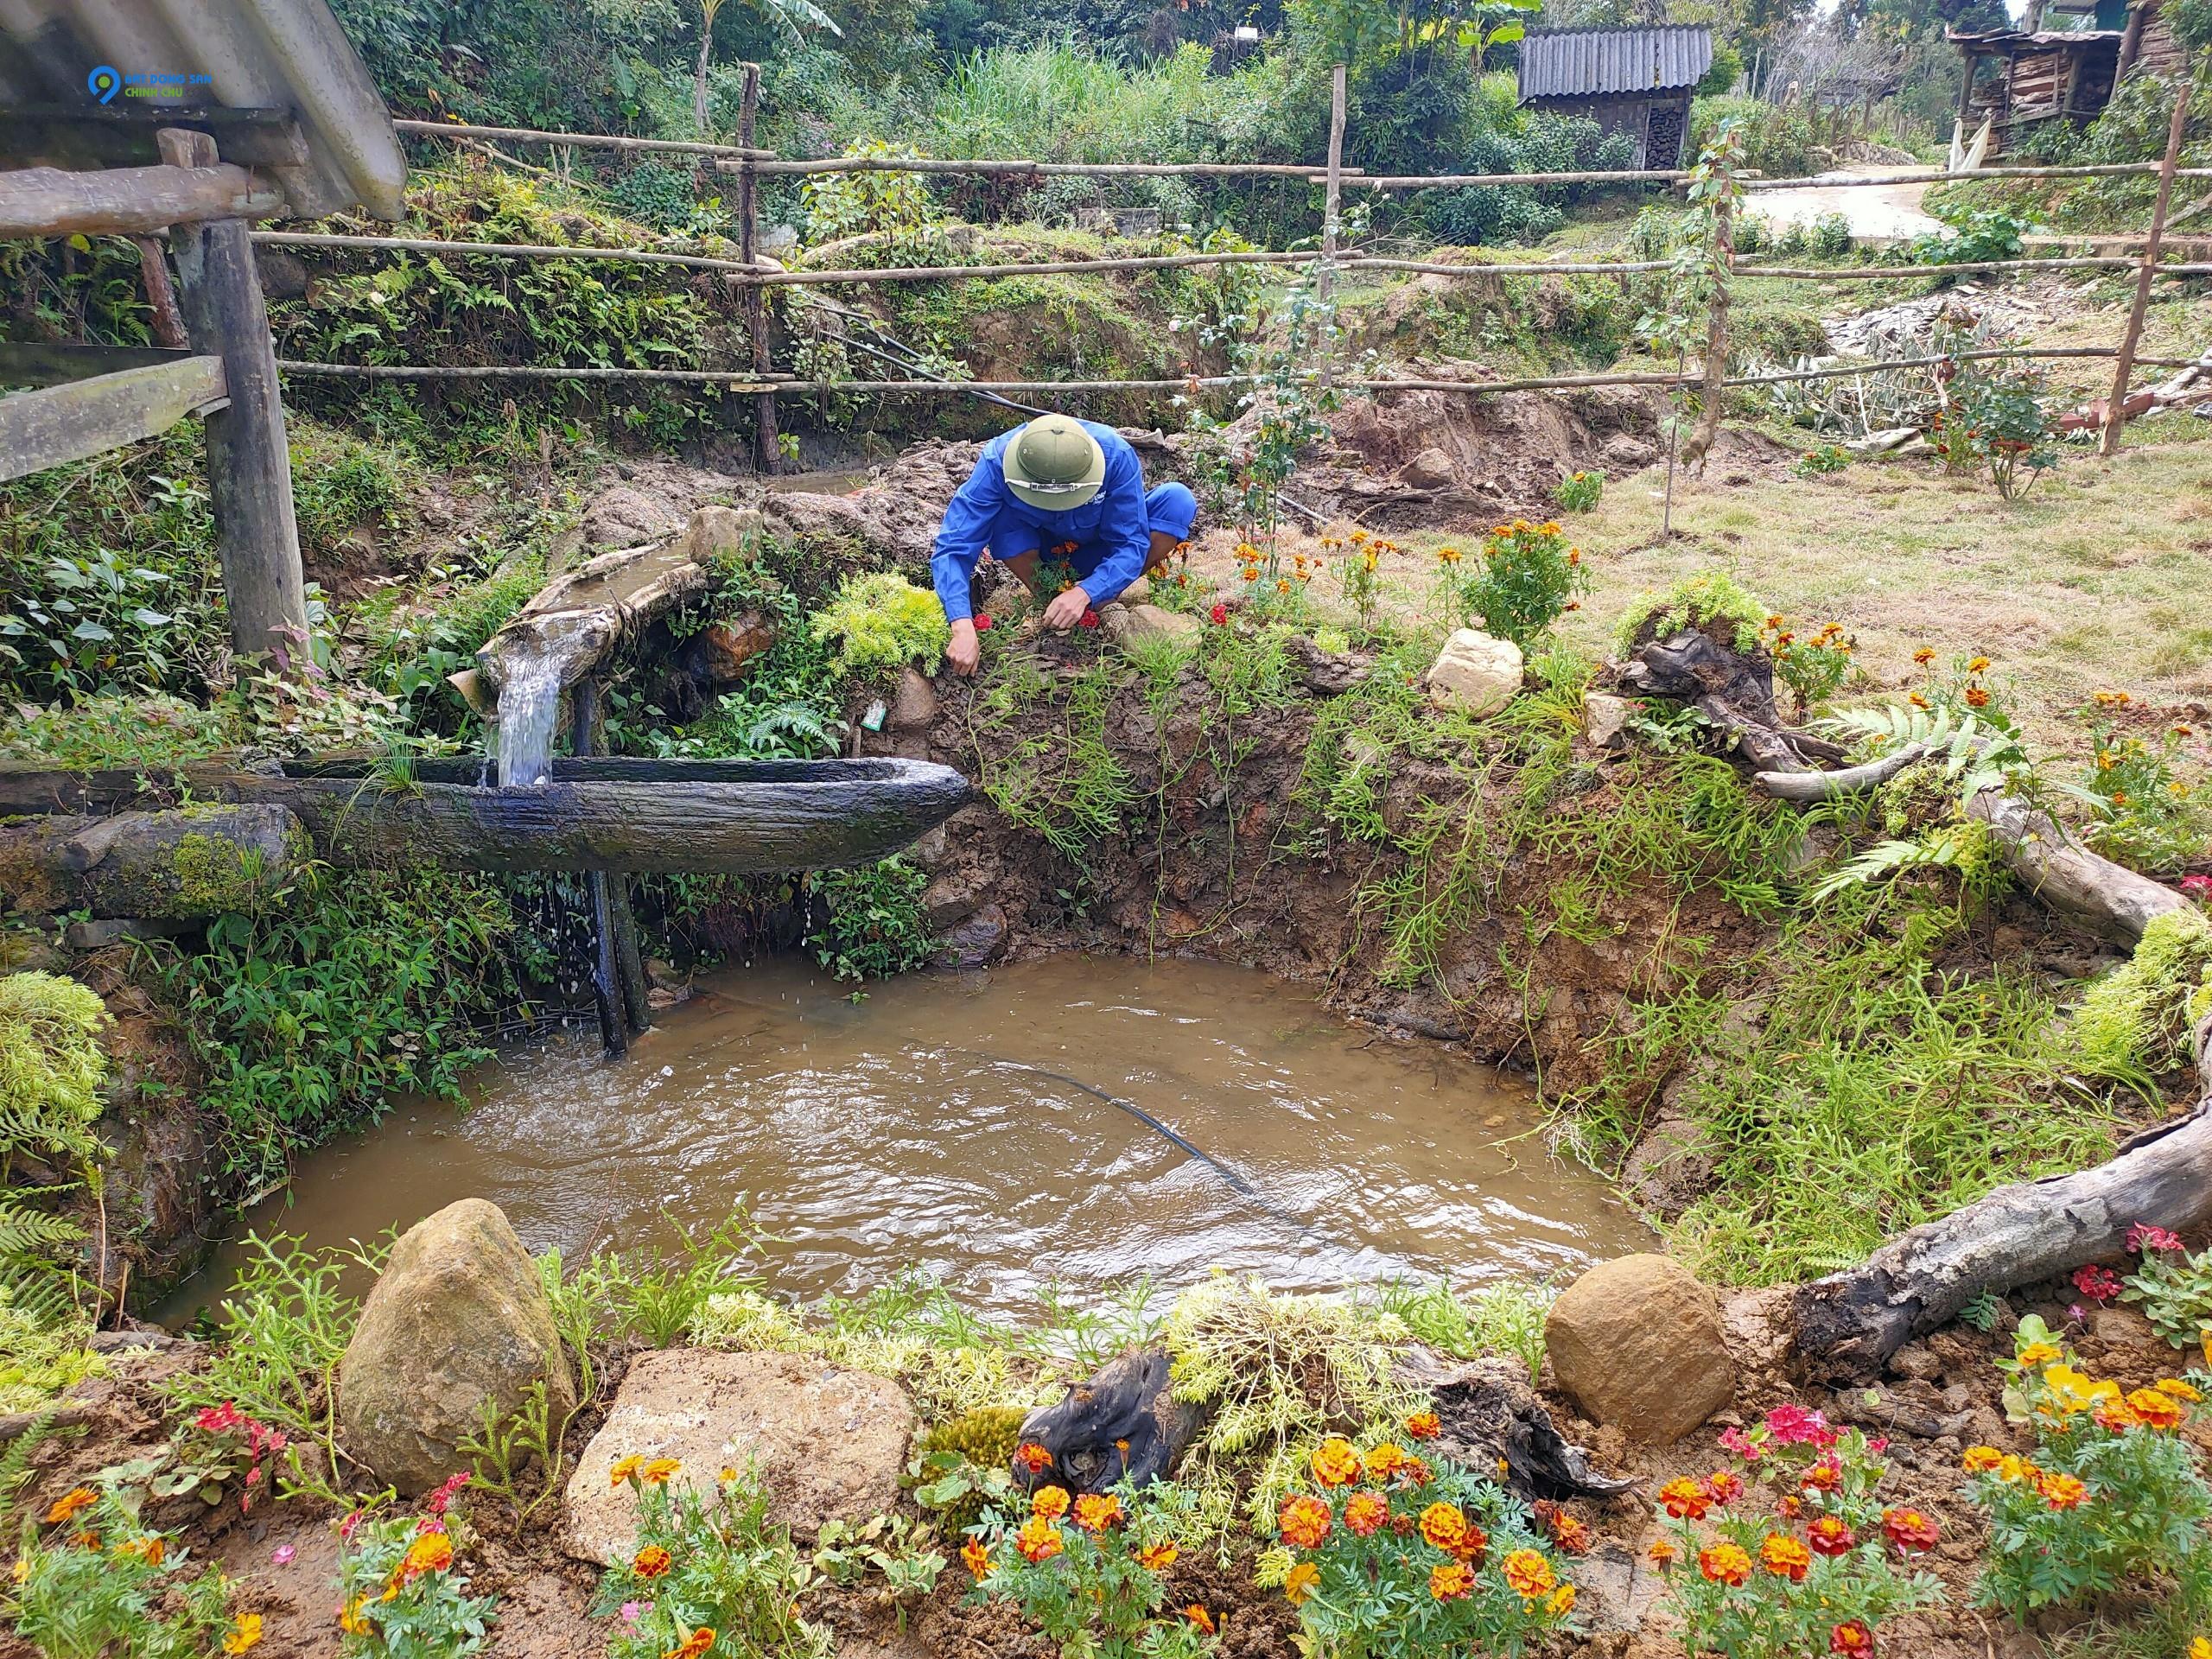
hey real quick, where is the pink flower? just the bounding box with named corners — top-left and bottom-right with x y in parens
top-left (1866, 1437), bottom-right (1889, 1455)
top-left (620, 1601), bottom-right (650, 1624)
top-left (2180, 874), bottom-right (2212, 900)
top-left (2073, 1264), bottom-right (2122, 1302)
top-left (416, 1516), bottom-right (447, 1536)
top-left (426, 1472), bottom-right (471, 1516)
top-left (339, 1511), bottom-right (364, 1542)
top-left (1210, 604), bottom-right (1228, 626)
top-left (1765, 1405), bottom-right (1839, 1448)
top-left (1719, 1426), bottom-right (1765, 1463)
top-left (270, 1545), bottom-right (296, 1566)
top-left (2126, 1223), bottom-right (2184, 1254)
top-left (195, 1403), bottom-right (244, 1434)
top-left (973, 613), bottom-right (994, 632)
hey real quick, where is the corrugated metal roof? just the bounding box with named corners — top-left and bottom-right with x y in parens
top-left (1518, 27), bottom-right (1714, 100)
top-left (0, 0), bottom-right (405, 220)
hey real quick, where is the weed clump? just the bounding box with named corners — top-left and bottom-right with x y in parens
top-left (0, 971), bottom-right (109, 1173)
top-left (1613, 570), bottom-right (1768, 657)
top-left (2071, 908), bottom-right (2212, 1081)
top-left (812, 571), bottom-right (952, 683)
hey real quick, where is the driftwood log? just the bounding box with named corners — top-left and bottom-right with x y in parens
top-left (1014, 1349), bottom-right (1205, 1493)
top-left (1398, 1351), bottom-right (1635, 1503)
top-left (1616, 629), bottom-right (1840, 776)
top-left (0, 804), bottom-right (302, 919)
top-left (1793, 1018), bottom-right (2212, 1384)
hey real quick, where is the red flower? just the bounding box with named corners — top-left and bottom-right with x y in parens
top-left (973, 613), bottom-right (994, 632)
top-left (2073, 1264), bottom-right (2122, 1301)
top-left (2126, 1223), bottom-right (2183, 1253)
top-left (1881, 1509), bottom-right (1939, 1554)
top-left (1209, 603), bottom-right (1228, 626)
top-left (1830, 1620), bottom-right (1875, 1656)
top-left (1805, 1516), bottom-right (1857, 1556)
top-left (1014, 1443), bottom-right (1053, 1475)
top-left (1764, 1405), bottom-right (1838, 1448)
top-left (1705, 1471), bottom-right (1745, 1505)
top-left (1078, 608), bottom-right (1101, 629)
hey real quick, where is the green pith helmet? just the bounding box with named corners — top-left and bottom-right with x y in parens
top-left (1002, 416), bottom-right (1107, 512)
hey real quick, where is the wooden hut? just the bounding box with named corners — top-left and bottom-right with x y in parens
top-left (1950, 0), bottom-right (2183, 156)
top-left (1517, 26), bottom-right (1714, 170)
top-left (0, 0), bottom-right (404, 659)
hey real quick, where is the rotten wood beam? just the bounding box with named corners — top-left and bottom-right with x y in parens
top-left (0, 162), bottom-right (284, 239)
top-left (0, 106), bottom-right (307, 172)
top-left (0, 340), bottom-right (194, 389)
top-left (0, 354), bottom-right (225, 483)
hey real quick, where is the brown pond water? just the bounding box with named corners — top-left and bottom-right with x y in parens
top-left (168, 957), bottom-right (1650, 1321)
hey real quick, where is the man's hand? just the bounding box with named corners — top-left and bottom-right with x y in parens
top-left (946, 618), bottom-right (981, 677)
top-left (1041, 585), bottom-right (1092, 631)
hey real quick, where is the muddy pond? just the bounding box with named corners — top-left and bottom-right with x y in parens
top-left (171, 957), bottom-right (1650, 1320)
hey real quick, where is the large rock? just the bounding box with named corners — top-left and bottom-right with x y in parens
top-left (1425, 629), bottom-right (1523, 717)
top-left (1103, 603), bottom-right (1200, 651)
top-left (1544, 1254), bottom-right (1735, 1446)
top-left (563, 1351), bottom-right (913, 1564)
top-left (1400, 445), bottom-right (1458, 489)
top-left (338, 1199), bottom-right (575, 1495)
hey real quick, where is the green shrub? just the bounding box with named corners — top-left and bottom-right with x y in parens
top-left (1552, 470), bottom-right (1603, 512)
top-left (0, 693), bottom-right (236, 770)
top-left (1613, 569), bottom-right (1768, 656)
top-left (1908, 209), bottom-right (2027, 267)
top-left (1808, 212), bottom-right (1853, 257)
top-left (2071, 908), bottom-right (2212, 1080)
top-left (1690, 96), bottom-right (1818, 179)
top-left (0, 972), bottom-right (108, 1173)
top-left (809, 856), bottom-right (935, 982)
top-left (812, 571), bottom-right (950, 682)
top-left (10, 1486), bottom-right (240, 1659)
top-left (0, 1295), bottom-right (103, 1411)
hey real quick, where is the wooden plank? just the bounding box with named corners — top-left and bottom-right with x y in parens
top-left (2102, 87), bottom-right (2190, 456)
top-left (737, 63), bottom-right (779, 476)
top-left (0, 340), bottom-right (194, 389)
top-left (157, 128), bottom-right (308, 663)
top-left (0, 108), bottom-right (308, 172)
top-left (0, 162), bottom-right (285, 239)
top-left (0, 355), bottom-right (225, 484)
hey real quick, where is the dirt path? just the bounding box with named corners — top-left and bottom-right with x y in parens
top-left (1751, 163), bottom-right (1942, 239)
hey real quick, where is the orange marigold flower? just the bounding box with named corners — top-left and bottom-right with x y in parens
top-left (2095, 1400), bottom-right (2142, 1433)
top-left (961, 1540), bottom-right (991, 1580)
top-left (1284, 1561), bottom-right (1321, 1605)
top-left (1072, 1493), bottom-right (1122, 1534)
top-left (640, 1458), bottom-right (682, 1485)
top-left (1909, 691), bottom-right (1931, 709)
top-left (1015, 1517), bottom-right (1064, 1564)
top-left (1802, 1457), bottom-right (1844, 1494)
top-left (1659, 1478), bottom-right (1709, 1521)
top-left (1031, 1485), bottom-right (1071, 1521)
top-left (1547, 1511), bottom-right (1592, 1555)
top-left (1344, 1492), bottom-right (1389, 1537)
top-left (1912, 647), bottom-right (1936, 665)
top-left (1966, 686), bottom-right (1991, 709)
top-left (1776, 1494), bottom-right (1803, 1520)
top-left (1759, 1535), bottom-right (1811, 1582)
top-left (1404, 1410), bottom-right (1440, 1440)
top-left (666, 1630), bottom-right (715, 1659)
top-left (1182, 1605), bottom-right (1216, 1635)
top-left (1805, 1516), bottom-right (1856, 1556)
top-left (113, 1535), bottom-right (166, 1566)
top-left (1961, 1446), bottom-right (2005, 1474)
top-left (1310, 1437), bottom-right (1362, 1488)
top-left (609, 1455), bottom-right (645, 1486)
top-left (1135, 1541), bottom-right (1179, 1572)
top-left (1364, 1443), bottom-right (1408, 1484)
top-left (1699, 1542), bottom-right (1751, 1586)
top-left (1418, 1501), bottom-right (1467, 1553)
top-left (399, 1533), bottom-right (454, 1581)
top-left (633, 1545), bottom-right (673, 1580)
top-left (2126, 1389), bottom-right (2184, 1430)
top-left (1014, 1442), bottom-right (1053, 1475)
top-left (1882, 1510), bottom-right (1939, 1553)
top-left (2157, 1377), bottom-right (2203, 1402)
top-left (1649, 1537), bottom-right (1679, 1568)
top-left (1967, 656), bottom-right (1990, 673)
top-left (1429, 1560), bottom-right (1474, 1601)
top-left (1706, 1471), bottom-right (1745, 1505)
top-left (1502, 1548), bottom-right (1555, 1599)
top-left (2036, 1471), bottom-right (2090, 1510)
top-left (44, 1489), bottom-right (95, 1526)
top-left (1279, 1495), bottom-right (1332, 1550)
top-left (1450, 1522), bottom-right (1490, 1566)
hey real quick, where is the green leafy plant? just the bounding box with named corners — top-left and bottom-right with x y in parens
top-left (1551, 470), bottom-right (1603, 512)
top-left (811, 571), bottom-right (950, 683)
top-left (1808, 212), bottom-right (1853, 258)
top-left (1938, 361), bottom-right (2057, 500)
top-left (0, 1294), bottom-right (101, 1409)
top-left (910, 1407), bottom-right (1027, 1535)
top-left (968, 1477), bottom-right (1213, 1659)
top-left (336, 1491), bottom-right (499, 1658)
top-left (801, 142), bottom-right (944, 252)
top-left (1376, 1279), bottom-right (1554, 1388)
top-left (2119, 1227), bottom-right (2212, 1356)
top-left (0, 971), bottom-right (108, 1175)
top-left (1614, 570), bottom-right (1768, 658)
top-left (1444, 518), bottom-right (1588, 649)
top-left (588, 1208), bottom-right (772, 1347)
top-left (1790, 443), bottom-right (1851, 478)
top-left (1652, 1405), bottom-right (1945, 1659)
top-left (1908, 210), bottom-right (2028, 268)
top-left (1259, 1444), bottom-right (1577, 1658)
top-left (5, 1484), bottom-right (242, 1659)
top-left (460, 1380), bottom-right (569, 1521)
top-left (1962, 1319), bottom-right (2212, 1619)
top-left (593, 1461), bottom-right (830, 1659)
top-left (1758, 617), bottom-right (1854, 721)
top-left (2069, 703), bottom-right (2202, 874)
top-left (807, 856), bottom-right (935, 982)
top-left (812, 1511), bottom-right (945, 1616)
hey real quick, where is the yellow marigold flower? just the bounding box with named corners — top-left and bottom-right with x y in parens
top-left (339, 1597), bottom-right (373, 1636)
top-left (1912, 646), bottom-right (1936, 665)
top-left (1996, 1454), bottom-right (2040, 1484)
top-left (10, 1558), bottom-right (28, 1586)
top-left (2126, 1388), bottom-right (2184, 1430)
top-left (1967, 656), bottom-right (1991, 673)
top-left (1350, 528), bottom-right (1370, 543)
top-left (1310, 1437), bottom-right (1362, 1488)
top-left (398, 1533), bottom-right (454, 1580)
top-left (640, 1458), bottom-right (682, 1485)
top-left (1182, 1604), bottom-right (1216, 1634)
top-left (2156, 1377), bottom-right (2203, 1402)
top-left (2036, 1471), bottom-right (2089, 1510)
top-left (961, 1540), bottom-right (991, 1580)
top-left (1365, 1442), bottom-right (1408, 1483)
top-left (1540, 521), bottom-right (1561, 536)
top-left (1135, 1541), bottom-right (1178, 1572)
top-left (1548, 1583), bottom-right (1577, 1616)
top-left (1758, 1534), bottom-right (1811, 1582)
top-left (1031, 1485), bottom-right (1071, 1520)
top-left (1284, 1560), bottom-right (1321, 1605)
top-left (1419, 1502), bottom-right (1467, 1552)
top-left (2189, 1638), bottom-right (2211, 1659)
top-left (1961, 1445), bottom-right (2005, 1473)
top-left (2017, 1339), bottom-right (2063, 1366)
top-left (1015, 1517), bottom-right (1064, 1564)
top-left (1428, 1559), bottom-right (1473, 1601)
top-left (222, 1613), bottom-right (264, 1655)
top-left (610, 1455), bottom-right (645, 1486)
top-left (1073, 1493), bottom-right (1123, 1534)
top-left (113, 1535), bottom-right (166, 1565)
top-left (45, 1489), bottom-right (96, 1526)
top-left (1280, 1494), bottom-right (1332, 1549)
top-left (1502, 1548), bottom-right (1555, 1599)
top-left (1404, 1410), bottom-right (1440, 1440)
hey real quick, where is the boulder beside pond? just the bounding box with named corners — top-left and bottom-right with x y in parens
top-left (563, 1350), bottom-right (914, 1565)
top-left (338, 1198), bottom-right (575, 1495)
top-left (1543, 1252), bottom-right (1735, 1446)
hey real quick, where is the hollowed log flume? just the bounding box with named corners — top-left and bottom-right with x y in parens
top-left (0, 756), bottom-right (972, 877)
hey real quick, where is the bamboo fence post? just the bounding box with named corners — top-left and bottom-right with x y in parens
top-left (2102, 86), bottom-right (2190, 457)
top-left (1320, 64), bottom-right (1347, 389)
top-left (737, 61), bottom-right (781, 474)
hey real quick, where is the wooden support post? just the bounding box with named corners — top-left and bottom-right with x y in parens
top-left (156, 128), bottom-right (308, 663)
top-left (131, 236), bottom-right (186, 348)
top-left (568, 676), bottom-right (628, 1058)
top-left (737, 63), bottom-right (781, 475)
top-left (2119, 0), bottom-right (2150, 78)
top-left (2102, 88), bottom-right (2190, 459)
top-left (1319, 64), bottom-right (1347, 389)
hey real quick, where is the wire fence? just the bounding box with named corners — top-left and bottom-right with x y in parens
top-left (305, 84), bottom-right (2212, 462)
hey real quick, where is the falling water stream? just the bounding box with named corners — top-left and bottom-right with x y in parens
top-left (489, 610), bottom-right (610, 789)
top-left (168, 957), bottom-right (1651, 1321)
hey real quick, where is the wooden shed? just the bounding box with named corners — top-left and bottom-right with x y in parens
top-left (0, 0), bottom-right (405, 660)
top-left (1950, 0), bottom-right (2182, 156)
top-left (1517, 26), bottom-right (1714, 170)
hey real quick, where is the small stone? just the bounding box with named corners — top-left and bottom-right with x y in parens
top-left (1888, 1343), bottom-right (1944, 1382)
top-left (1399, 446), bottom-right (1457, 489)
top-left (1581, 691), bottom-right (1634, 750)
top-left (1103, 603), bottom-right (1200, 650)
top-left (564, 1351), bottom-right (912, 1563)
top-left (1425, 629), bottom-right (1523, 718)
top-left (888, 667), bottom-right (938, 732)
top-left (338, 1199), bottom-right (575, 1495)
top-left (1544, 1253), bottom-right (1735, 1446)
top-left (682, 612), bottom-right (778, 686)
top-left (932, 903), bottom-right (1006, 969)
top-left (921, 871), bottom-right (985, 931)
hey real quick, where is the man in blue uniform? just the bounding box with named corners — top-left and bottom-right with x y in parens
top-left (931, 415), bottom-right (1197, 676)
